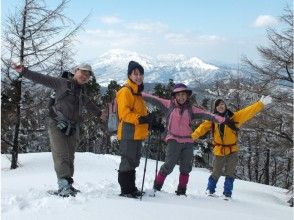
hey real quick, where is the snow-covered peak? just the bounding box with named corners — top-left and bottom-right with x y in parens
top-left (92, 49), bottom-right (220, 86)
top-left (179, 57), bottom-right (218, 70)
top-left (92, 49), bottom-right (154, 71)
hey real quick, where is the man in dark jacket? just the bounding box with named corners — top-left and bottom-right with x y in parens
top-left (12, 63), bottom-right (103, 197)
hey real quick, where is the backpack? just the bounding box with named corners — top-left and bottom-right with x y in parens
top-left (107, 85), bottom-right (137, 134)
top-left (107, 99), bottom-right (118, 133)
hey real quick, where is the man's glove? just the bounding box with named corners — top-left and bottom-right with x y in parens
top-left (223, 118), bottom-right (239, 132)
top-left (260, 95), bottom-right (272, 105)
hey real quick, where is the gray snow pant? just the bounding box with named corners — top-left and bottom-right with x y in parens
top-left (48, 118), bottom-right (79, 179)
top-left (159, 140), bottom-right (194, 176)
top-left (211, 152), bottom-right (238, 180)
top-left (119, 140), bottom-right (142, 172)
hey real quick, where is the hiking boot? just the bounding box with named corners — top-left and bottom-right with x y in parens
top-left (57, 178), bottom-right (77, 197)
top-left (175, 187), bottom-right (187, 196)
top-left (206, 190), bottom-right (218, 197)
top-left (133, 189), bottom-right (145, 197)
top-left (153, 181), bottom-right (163, 191)
top-left (222, 194), bottom-right (232, 200)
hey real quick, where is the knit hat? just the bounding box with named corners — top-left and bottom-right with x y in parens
top-left (128, 61), bottom-right (144, 76)
top-left (172, 83), bottom-right (192, 96)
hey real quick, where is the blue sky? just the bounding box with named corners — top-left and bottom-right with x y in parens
top-left (2, 0), bottom-right (292, 65)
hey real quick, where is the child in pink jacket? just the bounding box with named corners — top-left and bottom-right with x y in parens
top-left (143, 83), bottom-right (226, 195)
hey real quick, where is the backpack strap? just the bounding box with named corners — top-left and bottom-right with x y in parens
top-left (51, 79), bottom-right (84, 120)
top-left (165, 100), bottom-right (175, 128)
top-left (55, 80), bottom-right (73, 102)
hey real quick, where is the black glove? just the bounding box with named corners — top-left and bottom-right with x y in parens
top-left (138, 114), bottom-right (153, 124)
top-left (150, 117), bottom-right (165, 133)
top-left (223, 118), bottom-right (239, 132)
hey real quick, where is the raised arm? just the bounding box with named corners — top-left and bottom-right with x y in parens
top-left (142, 92), bottom-right (170, 112)
top-left (12, 64), bottom-right (63, 89)
top-left (191, 120), bottom-right (212, 140)
top-left (191, 106), bottom-right (225, 123)
top-left (233, 100), bottom-right (265, 127)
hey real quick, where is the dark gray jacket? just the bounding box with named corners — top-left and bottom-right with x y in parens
top-left (22, 69), bottom-right (101, 123)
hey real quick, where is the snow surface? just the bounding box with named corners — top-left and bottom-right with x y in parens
top-left (2, 152), bottom-right (293, 220)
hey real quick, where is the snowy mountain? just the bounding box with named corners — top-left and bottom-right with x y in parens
top-left (2, 153), bottom-right (292, 220)
top-left (92, 49), bottom-right (221, 87)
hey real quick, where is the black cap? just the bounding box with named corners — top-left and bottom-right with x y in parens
top-left (128, 61), bottom-right (144, 76)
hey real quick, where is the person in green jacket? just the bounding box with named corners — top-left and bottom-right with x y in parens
top-left (12, 63), bottom-right (104, 197)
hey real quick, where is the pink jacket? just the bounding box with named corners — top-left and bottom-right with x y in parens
top-left (142, 92), bottom-right (225, 143)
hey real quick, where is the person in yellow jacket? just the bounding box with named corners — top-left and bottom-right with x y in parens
top-left (116, 61), bottom-right (152, 198)
top-left (191, 95), bottom-right (272, 198)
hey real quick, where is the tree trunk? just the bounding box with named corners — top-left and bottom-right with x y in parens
top-left (254, 147), bottom-right (260, 182)
top-left (11, 0), bottom-right (27, 169)
top-left (264, 148), bottom-right (270, 185)
top-left (285, 157), bottom-right (292, 189)
top-left (247, 138), bottom-right (252, 181)
top-left (11, 82), bottom-right (21, 169)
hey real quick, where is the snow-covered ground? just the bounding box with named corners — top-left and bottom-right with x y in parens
top-left (1, 152), bottom-right (293, 220)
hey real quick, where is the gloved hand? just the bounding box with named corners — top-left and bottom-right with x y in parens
top-left (138, 114), bottom-right (153, 124)
top-left (223, 118), bottom-right (239, 132)
top-left (150, 118), bottom-right (165, 133)
top-left (11, 63), bottom-right (25, 74)
top-left (260, 95), bottom-right (272, 105)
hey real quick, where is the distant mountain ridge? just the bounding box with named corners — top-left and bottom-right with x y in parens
top-left (92, 49), bottom-right (225, 87)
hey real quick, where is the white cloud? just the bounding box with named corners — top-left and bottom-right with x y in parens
top-left (73, 20), bottom-right (231, 63)
top-left (75, 28), bottom-right (152, 55)
top-left (165, 33), bottom-right (189, 43)
top-left (198, 35), bottom-right (226, 43)
top-left (253, 15), bottom-right (278, 27)
top-left (165, 32), bottom-right (225, 45)
top-left (99, 16), bottom-right (123, 25)
top-left (125, 21), bottom-right (168, 33)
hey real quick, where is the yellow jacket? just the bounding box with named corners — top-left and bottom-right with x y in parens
top-left (116, 79), bottom-right (149, 140)
top-left (191, 101), bottom-right (264, 156)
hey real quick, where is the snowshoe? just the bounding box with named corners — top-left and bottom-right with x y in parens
top-left (70, 186), bottom-right (81, 193)
top-left (222, 194), bottom-right (232, 201)
top-left (119, 192), bottom-right (139, 199)
top-left (47, 188), bottom-right (77, 197)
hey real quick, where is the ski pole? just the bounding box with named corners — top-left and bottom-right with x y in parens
top-left (140, 130), bottom-right (152, 200)
top-left (154, 131), bottom-right (161, 180)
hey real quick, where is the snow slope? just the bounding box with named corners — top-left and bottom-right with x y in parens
top-left (1, 153), bottom-right (292, 220)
